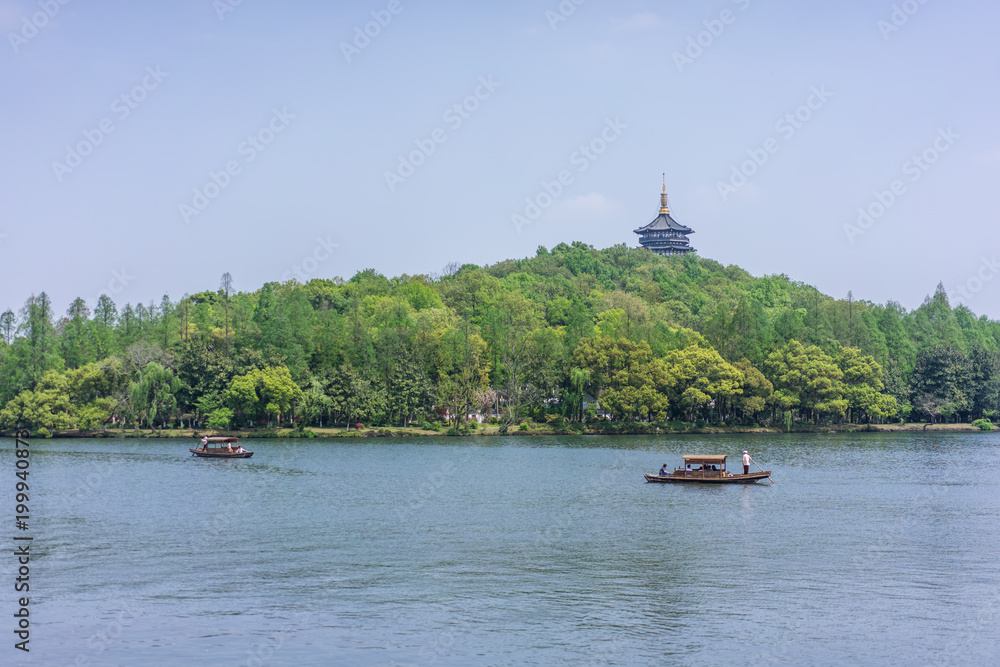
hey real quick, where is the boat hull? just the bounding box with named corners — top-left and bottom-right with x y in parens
top-left (644, 472), bottom-right (770, 484)
top-left (189, 448), bottom-right (253, 459)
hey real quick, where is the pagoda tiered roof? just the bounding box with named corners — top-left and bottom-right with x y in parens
top-left (633, 210), bottom-right (693, 235)
top-left (634, 178), bottom-right (696, 256)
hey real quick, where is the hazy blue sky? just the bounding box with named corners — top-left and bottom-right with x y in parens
top-left (2, 0), bottom-right (997, 319)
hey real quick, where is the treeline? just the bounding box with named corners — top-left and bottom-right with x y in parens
top-left (1, 243), bottom-right (998, 435)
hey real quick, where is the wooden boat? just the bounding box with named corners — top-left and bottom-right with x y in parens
top-left (645, 454), bottom-right (770, 484)
top-left (189, 436), bottom-right (253, 459)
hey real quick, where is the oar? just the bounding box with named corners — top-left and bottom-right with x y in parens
top-left (749, 456), bottom-right (775, 484)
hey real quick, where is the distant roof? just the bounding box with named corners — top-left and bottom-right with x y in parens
top-left (682, 454), bottom-right (727, 462)
top-left (634, 211), bottom-right (693, 235)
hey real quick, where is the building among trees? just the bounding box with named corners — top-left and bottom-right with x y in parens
top-left (634, 178), bottom-right (696, 256)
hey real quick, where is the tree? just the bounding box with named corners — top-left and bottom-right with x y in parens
top-left (0, 309), bottom-right (15, 345)
top-left (207, 407), bottom-right (234, 430)
top-left (836, 347), bottom-right (896, 423)
top-left (764, 340), bottom-right (846, 423)
top-left (158, 294), bottom-right (175, 349)
top-left (17, 293), bottom-right (63, 388)
top-left (435, 328), bottom-right (488, 427)
top-left (571, 335), bottom-right (652, 403)
top-left (297, 376), bottom-right (332, 427)
top-left (661, 343), bottom-right (743, 423)
top-left (599, 357), bottom-right (670, 421)
top-left (94, 294), bottom-right (118, 327)
top-left (385, 357), bottom-right (434, 426)
top-left (220, 272), bottom-right (233, 356)
top-left (484, 294), bottom-right (536, 430)
top-left (733, 359), bottom-right (773, 425)
top-left (910, 344), bottom-right (971, 422)
top-left (0, 370), bottom-right (74, 431)
top-left (259, 365), bottom-right (303, 424)
top-left (968, 345), bottom-right (1000, 420)
top-left (129, 362), bottom-right (181, 430)
top-left (341, 365), bottom-right (388, 427)
top-left (226, 371), bottom-right (260, 423)
top-left (225, 365), bottom-right (303, 426)
top-left (565, 367), bottom-right (590, 422)
top-left (61, 297), bottom-right (93, 369)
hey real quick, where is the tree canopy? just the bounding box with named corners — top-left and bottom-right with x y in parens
top-left (2, 245), bottom-right (998, 433)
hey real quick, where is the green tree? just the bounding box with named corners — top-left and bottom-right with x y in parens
top-left (17, 293), bottom-right (63, 388)
top-left (0, 309), bottom-right (15, 345)
top-left (661, 343), bottom-right (743, 423)
top-left (61, 297), bottom-right (93, 369)
top-left (836, 347), bottom-right (897, 423)
top-left (207, 407), bottom-right (234, 430)
top-left (0, 370), bottom-right (74, 431)
top-left (226, 371), bottom-right (260, 423)
top-left (129, 362), bottom-right (181, 430)
top-left (765, 340), bottom-right (846, 423)
top-left (297, 376), bottom-right (332, 427)
top-left (733, 359), bottom-right (773, 425)
top-left (968, 346), bottom-right (1000, 420)
top-left (220, 272), bottom-right (233, 357)
top-left (341, 365), bottom-right (388, 427)
top-left (910, 344), bottom-right (971, 422)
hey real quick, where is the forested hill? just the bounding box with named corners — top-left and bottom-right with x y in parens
top-left (2, 242), bottom-right (997, 434)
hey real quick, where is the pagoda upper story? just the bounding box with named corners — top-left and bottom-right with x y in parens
top-left (634, 179), bottom-right (695, 256)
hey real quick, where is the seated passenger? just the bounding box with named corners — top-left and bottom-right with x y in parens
top-left (659, 464), bottom-right (669, 476)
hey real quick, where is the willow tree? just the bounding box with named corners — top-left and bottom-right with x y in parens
top-left (129, 362), bottom-right (181, 430)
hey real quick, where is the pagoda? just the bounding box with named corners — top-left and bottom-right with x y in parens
top-left (634, 177), bottom-right (695, 256)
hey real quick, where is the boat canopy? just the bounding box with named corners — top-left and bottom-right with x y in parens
top-left (682, 455), bottom-right (727, 463)
top-left (203, 436), bottom-right (239, 444)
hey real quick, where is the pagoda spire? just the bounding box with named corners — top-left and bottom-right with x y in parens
top-left (659, 173), bottom-right (670, 214)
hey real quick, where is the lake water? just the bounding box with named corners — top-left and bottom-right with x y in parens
top-left (4, 432), bottom-right (1000, 666)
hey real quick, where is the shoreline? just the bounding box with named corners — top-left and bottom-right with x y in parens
top-left (6, 422), bottom-right (990, 440)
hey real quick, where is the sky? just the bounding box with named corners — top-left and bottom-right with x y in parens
top-left (1, 0), bottom-right (998, 320)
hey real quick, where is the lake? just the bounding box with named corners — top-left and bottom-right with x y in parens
top-left (4, 432), bottom-right (999, 666)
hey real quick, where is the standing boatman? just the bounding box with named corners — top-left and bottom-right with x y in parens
top-left (742, 450), bottom-right (751, 475)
